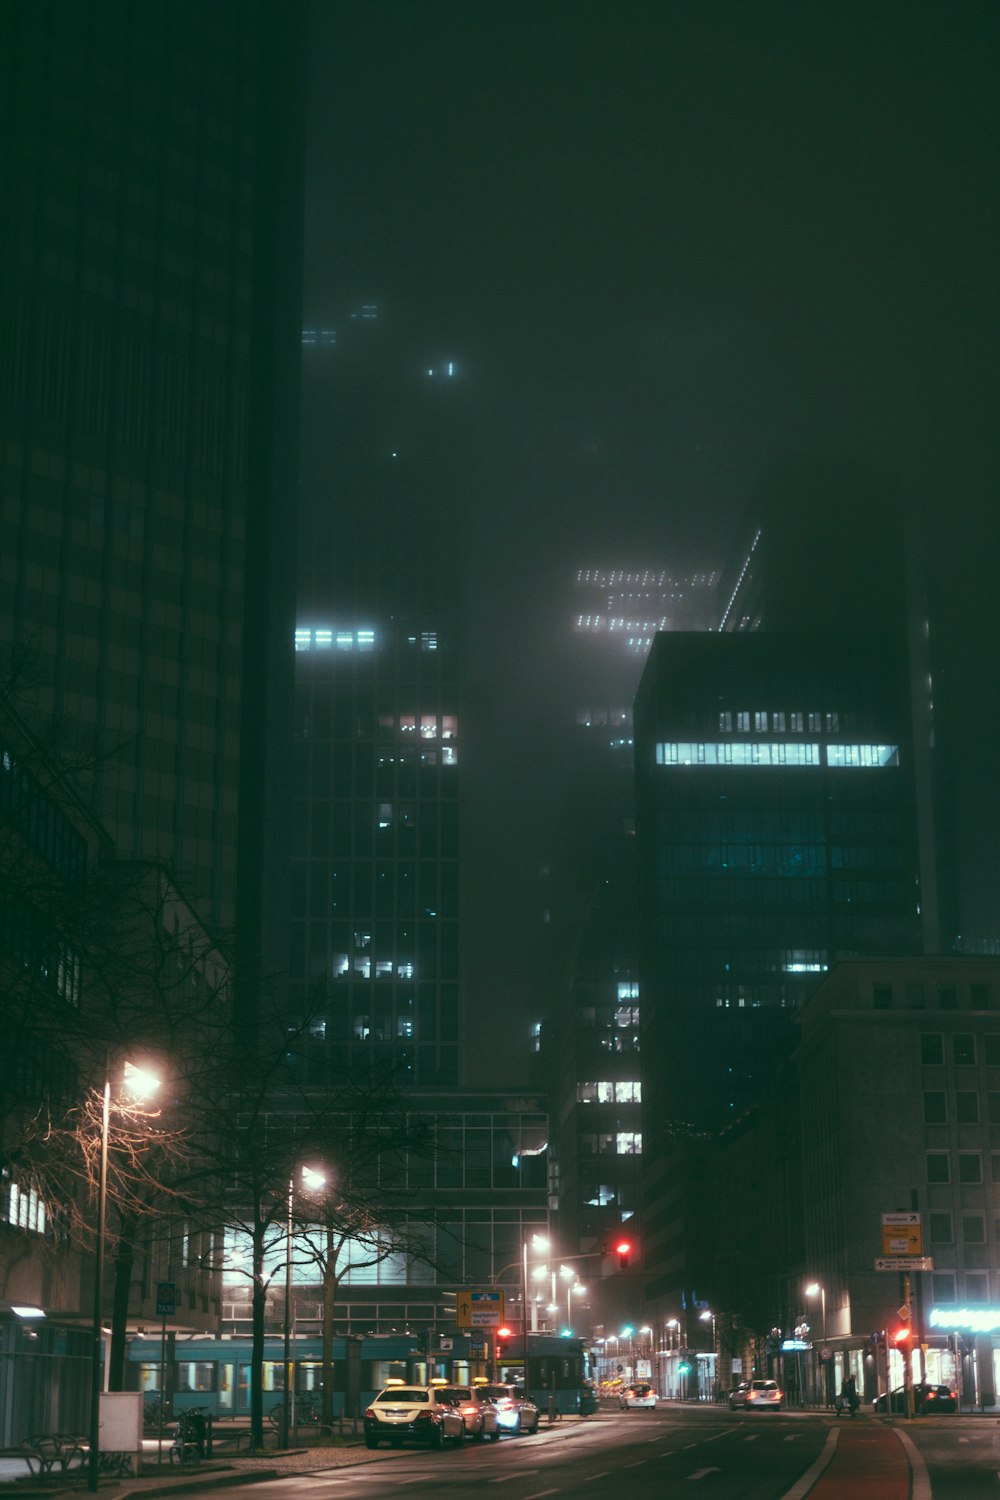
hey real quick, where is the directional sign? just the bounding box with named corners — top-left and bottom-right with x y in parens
top-left (456, 1289), bottom-right (504, 1328)
top-left (881, 1212), bottom-right (922, 1256)
top-left (874, 1257), bottom-right (933, 1272)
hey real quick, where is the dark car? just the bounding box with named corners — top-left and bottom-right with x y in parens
top-left (873, 1382), bottom-right (957, 1414)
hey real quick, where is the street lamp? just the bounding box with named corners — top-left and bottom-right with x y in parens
top-left (567, 1281), bottom-right (586, 1332)
top-left (282, 1165), bottom-right (329, 1448)
top-left (522, 1234), bottom-right (549, 1381)
top-left (700, 1310), bottom-right (716, 1401)
top-left (88, 1059), bottom-right (160, 1494)
top-left (805, 1282), bottom-right (826, 1406)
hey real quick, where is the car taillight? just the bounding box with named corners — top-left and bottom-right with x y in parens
top-left (414, 1411), bottom-right (433, 1424)
top-left (364, 1408), bottom-right (376, 1418)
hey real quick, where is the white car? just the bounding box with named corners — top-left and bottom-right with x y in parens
top-left (437, 1385), bottom-right (501, 1441)
top-left (363, 1385), bottom-right (465, 1449)
top-left (477, 1383), bottom-right (541, 1434)
top-left (740, 1379), bottom-right (783, 1411)
top-left (619, 1382), bottom-right (658, 1410)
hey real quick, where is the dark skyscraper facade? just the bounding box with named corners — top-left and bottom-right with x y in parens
top-left (291, 317), bottom-right (465, 1087)
top-left (634, 623), bottom-right (926, 1313)
top-left (0, 0), bottom-right (303, 950)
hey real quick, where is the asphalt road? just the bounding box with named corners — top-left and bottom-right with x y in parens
top-left (171, 1407), bottom-right (1000, 1500)
top-left (195, 1407), bottom-right (833, 1500)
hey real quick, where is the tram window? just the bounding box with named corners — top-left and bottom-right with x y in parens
top-left (177, 1362), bottom-right (215, 1393)
top-left (298, 1361), bottom-right (323, 1393)
top-left (218, 1363), bottom-right (234, 1409)
top-left (262, 1361), bottom-right (285, 1391)
top-left (138, 1363), bottom-right (160, 1392)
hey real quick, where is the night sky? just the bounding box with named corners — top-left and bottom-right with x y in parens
top-left (302, 0), bottom-right (1000, 1070)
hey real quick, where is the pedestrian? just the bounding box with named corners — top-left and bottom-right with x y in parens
top-left (841, 1375), bottom-right (859, 1418)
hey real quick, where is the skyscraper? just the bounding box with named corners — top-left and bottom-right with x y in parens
top-left (291, 314), bottom-right (466, 1087)
top-left (0, 0), bottom-right (303, 957)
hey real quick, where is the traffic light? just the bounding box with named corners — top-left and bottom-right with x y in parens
top-left (891, 1326), bottom-right (912, 1347)
top-left (496, 1325), bottom-right (512, 1354)
top-left (615, 1238), bottom-right (633, 1270)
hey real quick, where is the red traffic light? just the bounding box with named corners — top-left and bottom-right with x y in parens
top-left (615, 1238), bottom-right (633, 1269)
top-left (891, 1326), bottom-right (912, 1345)
top-left (497, 1326), bottom-right (512, 1340)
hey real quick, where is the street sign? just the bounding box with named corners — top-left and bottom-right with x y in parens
top-left (456, 1289), bottom-right (505, 1328)
top-left (874, 1257), bottom-right (933, 1272)
top-left (155, 1281), bottom-right (176, 1315)
top-left (881, 1212), bottom-right (923, 1256)
top-left (470, 1330), bottom-right (486, 1352)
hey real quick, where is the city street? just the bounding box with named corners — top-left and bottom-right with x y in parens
top-left (136, 1407), bottom-right (1000, 1500)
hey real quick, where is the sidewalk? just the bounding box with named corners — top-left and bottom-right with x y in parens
top-left (0, 1417), bottom-right (595, 1498)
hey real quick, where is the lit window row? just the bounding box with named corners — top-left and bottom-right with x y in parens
top-left (656, 742), bottom-right (899, 768)
top-left (577, 1081), bottom-right (642, 1104)
top-left (379, 714), bottom-right (457, 740)
top-left (295, 627), bottom-right (376, 651)
top-left (333, 956), bottom-right (416, 980)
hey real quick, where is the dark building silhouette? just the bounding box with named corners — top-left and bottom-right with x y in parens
top-left (634, 482), bottom-right (930, 1316)
top-left (0, 0), bottom-right (303, 971)
top-left (0, 0), bottom-right (304, 1437)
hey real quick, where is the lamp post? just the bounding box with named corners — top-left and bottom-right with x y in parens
top-left (805, 1282), bottom-right (826, 1406)
top-left (88, 1060), bottom-right (160, 1494)
top-left (521, 1234), bottom-right (549, 1382)
top-left (567, 1279), bottom-right (585, 1332)
top-left (699, 1309), bottom-right (716, 1401)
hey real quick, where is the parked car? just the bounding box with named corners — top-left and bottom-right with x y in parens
top-left (477, 1383), bottom-right (540, 1434)
top-left (731, 1379), bottom-right (783, 1410)
top-left (873, 1382), bottom-right (957, 1414)
top-left (620, 1382), bottom-right (658, 1410)
top-left (437, 1385), bottom-right (501, 1440)
top-left (364, 1384), bottom-right (465, 1449)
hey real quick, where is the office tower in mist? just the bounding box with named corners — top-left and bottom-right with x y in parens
top-left (291, 317), bottom-right (466, 1086)
top-left (0, 0), bottom-right (303, 965)
top-left (633, 478), bottom-right (931, 1309)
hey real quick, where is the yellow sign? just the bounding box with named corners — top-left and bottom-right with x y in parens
top-left (456, 1290), bottom-right (504, 1329)
top-left (881, 1212), bottom-right (923, 1256)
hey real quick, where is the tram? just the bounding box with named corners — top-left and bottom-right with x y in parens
top-left (126, 1331), bottom-right (596, 1420)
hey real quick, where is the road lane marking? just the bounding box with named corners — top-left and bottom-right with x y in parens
top-left (582, 1472), bottom-right (610, 1482)
top-left (688, 1468), bottom-right (721, 1480)
top-left (490, 1473), bottom-right (539, 1483)
top-left (522, 1491), bottom-right (559, 1499)
top-left (744, 1435), bottom-right (759, 1442)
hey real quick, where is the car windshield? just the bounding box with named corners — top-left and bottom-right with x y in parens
top-left (437, 1388), bottom-right (472, 1403)
top-left (477, 1387), bottom-right (511, 1400)
top-left (376, 1388), bottom-right (427, 1403)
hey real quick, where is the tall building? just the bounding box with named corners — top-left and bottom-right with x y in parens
top-left (0, 0), bottom-right (303, 1441)
top-left (0, 0), bottom-right (303, 956)
top-left (291, 315), bottom-right (467, 1087)
top-left (634, 625), bottom-right (926, 1309)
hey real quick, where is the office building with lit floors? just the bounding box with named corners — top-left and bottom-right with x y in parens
top-left (634, 628), bottom-right (926, 1315)
top-left (794, 956), bottom-right (1000, 1409)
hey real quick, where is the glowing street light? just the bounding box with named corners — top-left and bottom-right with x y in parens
top-left (88, 1059), bottom-right (160, 1494)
